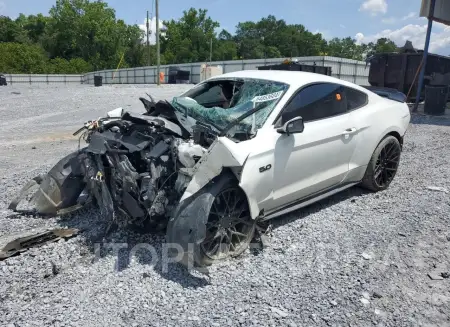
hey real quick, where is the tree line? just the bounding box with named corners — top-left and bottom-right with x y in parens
top-left (0, 0), bottom-right (399, 74)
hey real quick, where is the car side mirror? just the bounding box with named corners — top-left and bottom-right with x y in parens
top-left (277, 117), bottom-right (304, 136)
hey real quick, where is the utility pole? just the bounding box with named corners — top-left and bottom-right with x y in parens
top-left (209, 38), bottom-right (213, 64)
top-left (146, 11), bottom-right (150, 66)
top-left (156, 0), bottom-right (160, 85)
top-left (413, 0), bottom-right (436, 112)
top-left (261, 36), bottom-right (266, 62)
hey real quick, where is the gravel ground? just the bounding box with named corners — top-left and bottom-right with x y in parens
top-left (1, 84), bottom-right (449, 327)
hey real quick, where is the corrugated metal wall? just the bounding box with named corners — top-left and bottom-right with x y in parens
top-left (2, 56), bottom-right (370, 86)
top-left (83, 56), bottom-right (370, 85)
top-left (5, 74), bottom-right (83, 85)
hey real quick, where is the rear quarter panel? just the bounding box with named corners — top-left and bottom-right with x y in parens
top-left (349, 94), bottom-right (411, 172)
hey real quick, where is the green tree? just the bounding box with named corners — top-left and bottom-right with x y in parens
top-left (48, 57), bottom-right (92, 73)
top-left (122, 24), bottom-right (146, 67)
top-left (18, 13), bottom-right (50, 44)
top-left (326, 37), bottom-right (366, 60)
top-left (365, 38), bottom-right (398, 58)
top-left (213, 29), bottom-right (238, 61)
top-left (44, 0), bottom-right (142, 69)
top-left (0, 16), bottom-right (29, 43)
top-left (162, 8), bottom-right (220, 63)
top-left (234, 16), bottom-right (327, 59)
top-left (0, 43), bottom-right (49, 73)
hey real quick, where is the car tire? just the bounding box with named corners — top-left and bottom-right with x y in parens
top-left (196, 181), bottom-right (256, 267)
top-left (360, 135), bottom-right (402, 192)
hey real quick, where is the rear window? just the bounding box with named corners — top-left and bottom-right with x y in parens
top-left (345, 87), bottom-right (368, 110)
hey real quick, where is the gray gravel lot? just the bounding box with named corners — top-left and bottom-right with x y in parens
top-left (0, 84), bottom-right (449, 327)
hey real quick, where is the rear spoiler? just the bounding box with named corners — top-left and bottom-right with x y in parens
top-left (361, 86), bottom-right (407, 103)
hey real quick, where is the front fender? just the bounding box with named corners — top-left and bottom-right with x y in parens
top-left (179, 137), bottom-right (248, 202)
top-left (166, 173), bottom-right (236, 269)
top-left (178, 136), bottom-right (262, 219)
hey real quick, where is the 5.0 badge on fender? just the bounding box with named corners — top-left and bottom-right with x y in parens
top-left (259, 164), bottom-right (272, 173)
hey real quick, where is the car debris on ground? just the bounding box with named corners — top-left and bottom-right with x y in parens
top-left (426, 186), bottom-right (449, 193)
top-left (0, 228), bottom-right (79, 260)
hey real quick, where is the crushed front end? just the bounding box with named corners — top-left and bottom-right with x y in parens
top-left (9, 78), bottom-right (288, 268)
top-left (9, 101), bottom-right (211, 232)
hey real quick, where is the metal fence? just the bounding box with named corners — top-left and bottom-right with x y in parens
top-left (83, 56), bottom-right (371, 86)
top-left (4, 74), bottom-right (83, 85)
top-left (1, 56), bottom-right (370, 86)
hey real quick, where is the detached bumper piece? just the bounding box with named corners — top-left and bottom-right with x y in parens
top-left (0, 228), bottom-right (79, 261)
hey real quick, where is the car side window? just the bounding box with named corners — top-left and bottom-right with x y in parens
top-left (345, 87), bottom-right (368, 110)
top-left (279, 83), bottom-right (348, 125)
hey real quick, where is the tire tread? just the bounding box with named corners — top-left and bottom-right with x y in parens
top-left (360, 135), bottom-right (401, 192)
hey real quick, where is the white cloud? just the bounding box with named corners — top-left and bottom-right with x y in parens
top-left (359, 0), bottom-right (387, 15)
top-left (403, 12), bottom-right (417, 20)
top-left (355, 32), bottom-right (365, 45)
top-left (356, 22), bottom-right (450, 53)
top-left (340, 24), bottom-right (346, 29)
top-left (138, 17), bottom-right (166, 44)
top-left (381, 12), bottom-right (417, 24)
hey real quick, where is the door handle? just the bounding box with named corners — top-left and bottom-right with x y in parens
top-left (342, 128), bottom-right (358, 135)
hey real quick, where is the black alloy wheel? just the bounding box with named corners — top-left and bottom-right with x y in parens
top-left (200, 187), bottom-right (255, 262)
top-left (373, 138), bottom-right (401, 188)
top-left (361, 135), bottom-right (402, 192)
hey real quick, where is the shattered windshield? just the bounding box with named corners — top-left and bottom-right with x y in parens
top-left (171, 78), bottom-right (289, 139)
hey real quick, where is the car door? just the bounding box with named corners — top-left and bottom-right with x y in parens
top-left (262, 82), bottom-right (360, 211)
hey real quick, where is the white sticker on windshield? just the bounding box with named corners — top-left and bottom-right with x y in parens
top-left (252, 91), bottom-right (283, 103)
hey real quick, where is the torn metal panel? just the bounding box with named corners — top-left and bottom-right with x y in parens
top-left (9, 151), bottom-right (88, 216)
top-left (177, 140), bottom-right (207, 168)
top-left (179, 137), bottom-right (249, 202)
top-left (0, 228), bottom-right (79, 261)
top-left (166, 173), bottom-right (236, 270)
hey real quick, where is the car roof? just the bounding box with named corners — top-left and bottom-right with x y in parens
top-left (209, 69), bottom-right (369, 93)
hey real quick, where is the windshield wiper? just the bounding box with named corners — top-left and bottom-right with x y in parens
top-left (218, 102), bottom-right (267, 137)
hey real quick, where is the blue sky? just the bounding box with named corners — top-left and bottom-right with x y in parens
top-left (1, 0), bottom-right (450, 55)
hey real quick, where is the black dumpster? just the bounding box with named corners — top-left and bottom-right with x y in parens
top-left (176, 69), bottom-right (190, 84)
top-left (424, 85), bottom-right (448, 115)
top-left (368, 52), bottom-right (450, 102)
top-left (168, 67), bottom-right (190, 84)
top-left (168, 67), bottom-right (178, 84)
top-left (94, 75), bottom-right (103, 87)
top-left (0, 74), bottom-right (7, 86)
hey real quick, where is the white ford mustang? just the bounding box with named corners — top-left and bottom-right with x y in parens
top-left (166, 70), bottom-right (411, 266)
top-left (9, 70), bottom-right (411, 268)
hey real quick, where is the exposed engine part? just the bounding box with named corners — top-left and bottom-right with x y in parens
top-left (174, 169), bottom-right (193, 194)
top-left (177, 140), bottom-right (207, 168)
top-left (8, 96), bottom-right (213, 236)
top-left (192, 122), bottom-right (217, 147)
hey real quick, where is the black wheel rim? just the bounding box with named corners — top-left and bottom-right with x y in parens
top-left (374, 139), bottom-right (400, 188)
top-left (200, 187), bottom-right (253, 260)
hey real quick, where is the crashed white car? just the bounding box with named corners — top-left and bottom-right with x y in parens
top-left (9, 70), bottom-right (411, 268)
